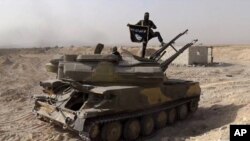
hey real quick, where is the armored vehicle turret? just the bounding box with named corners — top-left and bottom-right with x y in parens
top-left (33, 30), bottom-right (200, 141)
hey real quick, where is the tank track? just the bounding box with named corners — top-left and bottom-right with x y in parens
top-left (79, 96), bottom-right (199, 141)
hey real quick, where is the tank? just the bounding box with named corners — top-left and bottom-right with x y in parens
top-left (32, 36), bottom-right (200, 141)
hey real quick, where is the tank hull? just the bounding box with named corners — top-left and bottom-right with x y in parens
top-left (33, 79), bottom-right (200, 141)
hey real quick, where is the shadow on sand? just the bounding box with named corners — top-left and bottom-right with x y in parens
top-left (53, 125), bottom-right (82, 140)
top-left (149, 104), bottom-right (244, 141)
top-left (205, 62), bottom-right (234, 67)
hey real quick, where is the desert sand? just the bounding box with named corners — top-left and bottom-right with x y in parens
top-left (0, 45), bottom-right (249, 141)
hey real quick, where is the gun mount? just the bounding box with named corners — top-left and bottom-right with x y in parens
top-left (150, 29), bottom-right (188, 60)
top-left (160, 39), bottom-right (198, 71)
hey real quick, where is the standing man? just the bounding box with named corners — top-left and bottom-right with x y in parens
top-left (136, 12), bottom-right (165, 58)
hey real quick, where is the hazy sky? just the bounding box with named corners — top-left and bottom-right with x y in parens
top-left (0, 0), bottom-right (250, 47)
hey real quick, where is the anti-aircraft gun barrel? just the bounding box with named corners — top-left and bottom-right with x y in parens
top-left (150, 29), bottom-right (188, 60)
top-left (160, 39), bottom-right (198, 71)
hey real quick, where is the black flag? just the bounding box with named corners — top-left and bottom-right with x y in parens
top-left (128, 24), bottom-right (149, 43)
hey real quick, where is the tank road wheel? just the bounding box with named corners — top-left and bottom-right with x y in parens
top-left (141, 116), bottom-right (154, 136)
top-left (177, 104), bottom-right (188, 120)
top-left (89, 124), bottom-right (100, 140)
top-left (189, 100), bottom-right (199, 113)
top-left (154, 111), bottom-right (167, 129)
top-left (101, 121), bottom-right (122, 141)
top-left (168, 108), bottom-right (177, 124)
top-left (123, 119), bottom-right (141, 140)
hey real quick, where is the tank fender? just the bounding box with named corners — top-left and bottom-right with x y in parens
top-left (73, 118), bottom-right (86, 131)
top-left (90, 86), bottom-right (139, 95)
top-left (40, 79), bottom-right (68, 89)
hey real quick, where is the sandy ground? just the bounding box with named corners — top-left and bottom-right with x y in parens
top-left (0, 45), bottom-right (249, 141)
